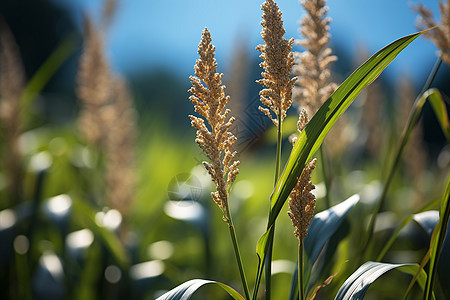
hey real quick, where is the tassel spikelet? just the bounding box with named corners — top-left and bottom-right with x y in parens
top-left (102, 0), bottom-right (117, 29)
top-left (104, 76), bottom-right (137, 216)
top-left (256, 0), bottom-right (297, 127)
top-left (293, 0), bottom-right (337, 117)
top-left (288, 158), bottom-right (317, 241)
top-left (77, 17), bottom-right (112, 147)
top-left (413, 0), bottom-right (450, 65)
top-left (398, 77), bottom-right (427, 183)
top-left (289, 109), bottom-right (309, 146)
top-left (0, 21), bottom-right (24, 205)
top-left (289, 111), bottom-right (317, 241)
top-left (76, 17), bottom-right (137, 216)
top-left (296, 109), bottom-right (309, 134)
top-left (189, 28), bottom-right (239, 216)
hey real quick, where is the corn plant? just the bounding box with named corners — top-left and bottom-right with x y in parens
top-left (1, 0), bottom-right (449, 299)
top-left (157, 1), bottom-right (450, 299)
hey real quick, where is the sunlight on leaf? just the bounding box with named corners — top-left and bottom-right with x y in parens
top-left (304, 195), bottom-right (359, 265)
top-left (334, 262), bottom-right (433, 300)
top-left (156, 279), bottom-right (244, 300)
top-left (253, 29), bottom-right (429, 298)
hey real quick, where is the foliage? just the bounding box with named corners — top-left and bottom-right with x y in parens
top-left (0, 1), bottom-right (449, 299)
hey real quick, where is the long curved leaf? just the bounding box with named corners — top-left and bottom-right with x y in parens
top-left (413, 210), bottom-right (440, 237)
top-left (380, 209), bottom-right (440, 299)
top-left (253, 29), bottom-right (429, 298)
top-left (365, 88), bottom-right (450, 251)
top-left (156, 279), bottom-right (244, 300)
top-left (288, 195), bottom-right (359, 298)
top-left (425, 175), bottom-right (450, 300)
top-left (334, 262), bottom-right (433, 300)
top-left (376, 204), bottom-right (440, 262)
top-left (398, 88), bottom-right (449, 154)
top-left (254, 229), bottom-right (271, 299)
top-left (426, 89), bottom-right (450, 141)
top-left (268, 30), bottom-right (429, 227)
top-left (304, 195), bottom-right (360, 265)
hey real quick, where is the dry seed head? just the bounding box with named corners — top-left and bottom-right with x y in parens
top-left (289, 109), bottom-right (309, 146)
top-left (0, 21), bottom-right (25, 205)
top-left (102, 0), bottom-right (117, 29)
top-left (288, 158), bottom-right (317, 241)
top-left (189, 28), bottom-right (240, 215)
top-left (397, 76), bottom-right (427, 184)
top-left (297, 108), bottom-right (309, 133)
top-left (226, 42), bottom-right (249, 133)
top-left (257, 0), bottom-right (297, 126)
top-left (76, 17), bottom-right (112, 146)
top-left (413, 0), bottom-right (450, 65)
top-left (104, 76), bottom-right (137, 216)
top-left (0, 22), bottom-right (24, 124)
top-left (76, 17), bottom-right (137, 216)
top-left (293, 0), bottom-right (337, 117)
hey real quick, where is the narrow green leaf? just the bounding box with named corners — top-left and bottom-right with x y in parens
top-left (401, 88), bottom-right (450, 150)
top-left (268, 29), bottom-right (427, 228)
top-left (364, 88), bottom-right (449, 254)
top-left (304, 195), bottom-right (360, 265)
top-left (253, 30), bottom-right (428, 298)
top-left (396, 265), bottom-right (433, 300)
top-left (404, 249), bottom-right (430, 300)
top-left (376, 201), bottom-right (440, 262)
top-left (287, 195), bottom-right (359, 298)
top-left (304, 195), bottom-right (359, 294)
top-left (379, 210), bottom-right (441, 298)
top-left (426, 89), bottom-right (450, 141)
top-left (71, 199), bottom-right (129, 268)
top-left (413, 211), bottom-right (440, 237)
top-left (424, 175), bottom-right (450, 300)
top-left (253, 229), bottom-right (272, 300)
top-left (334, 262), bottom-right (433, 300)
top-left (156, 279), bottom-right (245, 300)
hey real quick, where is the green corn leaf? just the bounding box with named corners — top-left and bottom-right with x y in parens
top-left (71, 199), bottom-right (129, 268)
top-left (287, 195), bottom-right (359, 299)
top-left (253, 229), bottom-right (271, 299)
top-left (334, 262), bottom-right (434, 300)
top-left (397, 88), bottom-right (449, 158)
top-left (268, 29), bottom-right (428, 227)
top-left (379, 210), bottom-right (441, 299)
top-left (413, 210), bottom-right (440, 237)
top-left (304, 195), bottom-right (360, 265)
top-left (425, 89), bottom-right (450, 141)
top-left (366, 88), bottom-right (449, 251)
top-left (156, 279), bottom-right (245, 300)
top-left (376, 193), bottom-right (440, 262)
top-left (253, 29), bottom-right (429, 299)
top-left (304, 195), bottom-right (359, 291)
top-left (424, 175), bottom-right (450, 300)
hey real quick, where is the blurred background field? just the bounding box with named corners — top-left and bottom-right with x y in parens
top-left (0, 0), bottom-right (449, 299)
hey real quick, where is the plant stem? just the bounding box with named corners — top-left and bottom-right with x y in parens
top-left (362, 56), bottom-right (442, 257)
top-left (274, 118), bottom-right (282, 185)
top-left (15, 252), bottom-right (32, 300)
top-left (265, 226), bottom-right (274, 300)
top-left (299, 240), bottom-right (305, 300)
top-left (265, 115), bottom-right (283, 300)
top-left (227, 212), bottom-right (251, 300)
top-left (319, 146), bottom-right (331, 208)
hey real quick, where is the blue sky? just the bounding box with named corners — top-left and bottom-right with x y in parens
top-left (61, 0), bottom-right (441, 84)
